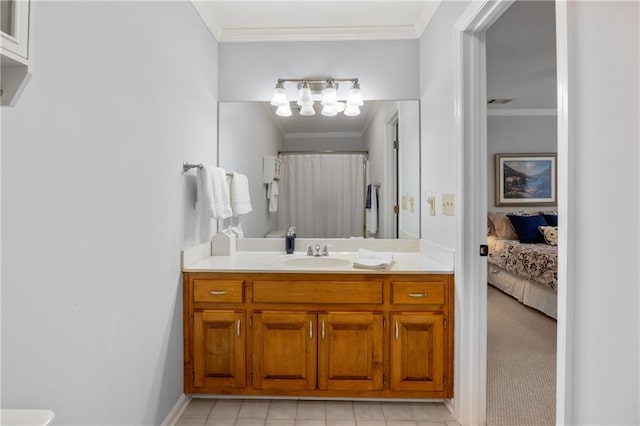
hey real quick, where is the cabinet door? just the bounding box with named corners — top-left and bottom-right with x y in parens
top-left (193, 310), bottom-right (245, 389)
top-left (318, 312), bottom-right (384, 391)
top-left (390, 312), bottom-right (445, 392)
top-left (252, 311), bottom-right (317, 390)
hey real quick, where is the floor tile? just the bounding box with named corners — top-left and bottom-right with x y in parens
top-left (209, 400), bottom-right (243, 419)
top-left (326, 420), bottom-right (356, 426)
top-left (204, 419), bottom-right (235, 426)
top-left (386, 421), bottom-right (418, 426)
top-left (325, 401), bottom-right (354, 421)
top-left (235, 419), bottom-right (266, 426)
top-left (267, 401), bottom-right (298, 420)
top-left (294, 420), bottom-right (325, 426)
top-left (182, 399), bottom-right (215, 418)
top-left (415, 422), bottom-right (448, 426)
top-left (238, 400), bottom-right (270, 419)
top-left (353, 402), bottom-right (384, 421)
top-left (354, 421), bottom-right (386, 426)
top-left (296, 401), bottom-right (326, 420)
top-left (265, 420), bottom-right (295, 426)
top-left (381, 403), bottom-right (413, 421)
top-left (175, 417), bottom-right (207, 426)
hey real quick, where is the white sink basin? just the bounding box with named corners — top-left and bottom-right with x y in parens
top-left (282, 256), bottom-right (352, 269)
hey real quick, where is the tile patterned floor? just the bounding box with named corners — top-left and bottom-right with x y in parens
top-left (175, 398), bottom-right (459, 426)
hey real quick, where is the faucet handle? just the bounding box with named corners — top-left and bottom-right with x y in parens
top-left (306, 244), bottom-right (314, 256)
top-left (322, 244), bottom-right (333, 256)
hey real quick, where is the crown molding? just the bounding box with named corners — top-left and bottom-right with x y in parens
top-left (218, 26), bottom-right (419, 43)
top-left (487, 108), bottom-right (557, 116)
top-left (190, 1), bottom-right (223, 41)
top-left (414, 1), bottom-right (442, 38)
top-left (284, 131), bottom-right (362, 140)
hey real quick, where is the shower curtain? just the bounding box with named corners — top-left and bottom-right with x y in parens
top-left (278, 153), bottom-right (366, 238)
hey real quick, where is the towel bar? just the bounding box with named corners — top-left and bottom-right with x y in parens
top-left (183, 161), bottom-right (233, 176)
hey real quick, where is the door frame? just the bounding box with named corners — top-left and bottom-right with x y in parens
top-left (452, 0), bottom-right (573, 424)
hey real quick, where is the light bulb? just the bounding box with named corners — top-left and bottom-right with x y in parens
top-left (346, 82), bottom-right (363, 106)
top-left (276, 104), bottom-right (292, 117)
top-left (297, 83), bottom-right (313, 106)
top-left (299, 104), bottom-right (315, 116)
top-left (321, 82), bottom-right (338, 106)
top-left (344, 105), bottom-right (360, 116)
top-left (321, 105), bottom-right (338, 116)
top-left (270, 82), bottom-right (288, 106)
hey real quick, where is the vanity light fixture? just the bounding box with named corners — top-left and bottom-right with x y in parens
top-left (271, 78), bottom-right (363, 117)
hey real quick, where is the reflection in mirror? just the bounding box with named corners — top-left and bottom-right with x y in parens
top-left (218, 101), bottom-right (420, 239)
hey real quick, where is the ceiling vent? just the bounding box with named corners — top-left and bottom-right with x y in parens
top-left (487, 98), bottom-right (513, 104)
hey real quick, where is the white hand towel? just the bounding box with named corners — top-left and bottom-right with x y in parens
top-left (196, 165), bottom-right (232, 220)
top-left (366, 186), bottom-right (378, 234)
top-left (231, 172), bottom-right (253, 216)
top-left (353, 248), bottom-right (393, 270)
top-left (267, 179), bottom-right (279, 213)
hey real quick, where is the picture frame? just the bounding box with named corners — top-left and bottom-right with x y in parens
top-left (495, 153), bottom-right (557, 206)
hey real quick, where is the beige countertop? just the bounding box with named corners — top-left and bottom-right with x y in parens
top-left (182, 251), bottom-right (452, 274)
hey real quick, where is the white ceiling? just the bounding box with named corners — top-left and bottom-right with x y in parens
top-left (486, 0), bottom-right (557, 111)
top-left (191, 1), bottom-right (441, 42)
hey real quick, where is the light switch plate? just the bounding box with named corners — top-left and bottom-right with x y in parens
top-left (401, 195), bottom-right (407, 210)
top-left (442, 194), bottom-right (455, 216)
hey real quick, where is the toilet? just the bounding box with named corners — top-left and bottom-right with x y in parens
top-left (265, 229), bottom-right (286, 238)
top-left (0, 409), bottom-right (55, 425)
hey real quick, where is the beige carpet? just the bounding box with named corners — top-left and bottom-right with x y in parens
top-left (487, 285), bottom-right (556, 426)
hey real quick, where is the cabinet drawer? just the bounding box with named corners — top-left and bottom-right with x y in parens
top-left (391, 282), bottom-right (444, 304)
top-left (253, 281), bottom-right (383, 304)
top-left (193, 280), bottom-right (244, 303)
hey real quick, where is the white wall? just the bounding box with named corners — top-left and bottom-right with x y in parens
top-left (218, 40), bottom-right (419, 101)
top-left (419, 0), bottom-right (470, 250)
top-left (487, 115), bottom-right (557, 210)
top-left (567, 2), bottom-right (639, 423)
top-left (218, 102), bottom-right (282, 237)
top-left (1, 2), bottom-right (218, 424)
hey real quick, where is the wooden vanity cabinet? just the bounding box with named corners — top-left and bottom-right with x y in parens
top-left (183, 272), bottom-right (453, 398)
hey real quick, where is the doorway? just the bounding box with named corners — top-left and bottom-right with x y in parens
top-left (484, 1), bottom-right (558, 424)
top-left (453, 1), bottom-right (570, 425)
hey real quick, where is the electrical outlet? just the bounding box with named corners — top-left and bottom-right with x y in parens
top-left (442, 194), bottom-right (455, 216)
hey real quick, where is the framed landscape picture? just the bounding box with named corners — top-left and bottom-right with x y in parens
top-left (495, 153), bottom-right (557, 206)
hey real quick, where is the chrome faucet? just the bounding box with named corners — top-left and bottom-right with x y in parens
top-left (307, 244), bottom-right (329, 257)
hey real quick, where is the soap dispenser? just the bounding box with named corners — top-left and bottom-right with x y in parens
top-left (286, 227), bottom-right (296, 254)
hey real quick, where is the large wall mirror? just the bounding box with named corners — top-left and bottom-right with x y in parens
top-left (218, 101), bottom-right (420, 239)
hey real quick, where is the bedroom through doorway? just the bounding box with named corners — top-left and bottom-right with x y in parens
top-left (484, 1), bottom-right (558, 424)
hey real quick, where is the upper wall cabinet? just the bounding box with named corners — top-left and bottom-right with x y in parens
top-left (1, 0), bottom-right (31, 106)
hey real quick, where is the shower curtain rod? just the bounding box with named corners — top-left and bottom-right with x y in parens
top-left (278, 150), bottom-right (368, 156)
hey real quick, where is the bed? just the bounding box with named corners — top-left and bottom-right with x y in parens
top-left (487, 212), bottom-right (558, 319)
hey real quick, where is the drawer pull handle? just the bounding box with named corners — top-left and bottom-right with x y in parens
top-left (408, 293), bottom-right (428, 298)
top-left (236, 319), bottom-right (241, 337)
top-left (209, 290), bottom-right (228, 296)
top-left (309, 321), bottom-right (313, 340)
top-left (395, 321), bottom-right (399, 340)
top-left (321, 320), bottom-right (325, 340)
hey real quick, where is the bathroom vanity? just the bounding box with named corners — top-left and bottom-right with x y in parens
top-left (182, 242), bottom-right (454, 399)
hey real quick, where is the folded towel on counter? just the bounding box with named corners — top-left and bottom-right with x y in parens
top-left (352, 248), bottom-right (393, 270)
top-left (196, 165), bottom-right (232, 220)
top-left (267, 179), bottom-right (279, 213)
top-left (230, 172), bottom-right (253, 216)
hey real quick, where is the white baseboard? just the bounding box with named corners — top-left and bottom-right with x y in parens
top-left (161, 394), bottom-right (191, 426)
